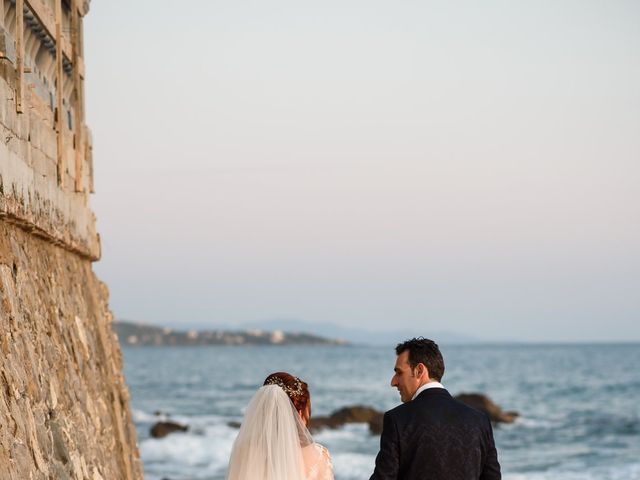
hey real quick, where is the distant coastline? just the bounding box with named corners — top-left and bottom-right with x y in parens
top-left (113, 320), bottom-right (349, 347)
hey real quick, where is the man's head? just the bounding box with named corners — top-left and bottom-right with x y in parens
top-left (390, 337), bottom-right (445, 403)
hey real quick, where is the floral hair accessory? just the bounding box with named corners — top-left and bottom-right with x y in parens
top-left (265, 376), bottom-right (304, 398)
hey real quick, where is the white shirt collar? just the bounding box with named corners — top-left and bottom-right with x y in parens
top-left (411, 381), bottom-right (445, 400)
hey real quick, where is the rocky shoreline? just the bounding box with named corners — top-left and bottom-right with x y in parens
top-left (150, 393), bottom-right (517, 439)
top-left (308, 393), bottom-right (518, 434)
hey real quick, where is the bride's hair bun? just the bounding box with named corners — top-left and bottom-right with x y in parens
top-left (263, 372), bottom-right (311, 419)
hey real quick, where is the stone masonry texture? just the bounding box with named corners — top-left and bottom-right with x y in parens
top-left (0, 224), bottom-right (142, 479)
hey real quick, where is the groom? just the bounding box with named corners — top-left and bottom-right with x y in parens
top-left (370, 338), bottom-right (501, 480)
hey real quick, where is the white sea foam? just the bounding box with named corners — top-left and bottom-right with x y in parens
top-left (140, 421), bottom-right (237, 479)
top-left (314, 422), bottom-right (371, 441)
top-left (510, 416), bottom-right (557, 429)
top-left (138, 416), bottom-right (640, 480)
top-left (140, 417), bottom-right (640, 480)
top-left (131, 408), bottom-right (158, 423)
top-left (505, 462), bottom-right (640, 480)
top-left (331, 452), bottom-right (376, 479)
top-left (314, 424), bottom-right (379, 479)
top-left (140, 420), bottom-right (381, 480)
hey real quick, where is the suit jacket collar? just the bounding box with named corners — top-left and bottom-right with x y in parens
top-left (412, 382), bottom-right (445, 400)
top-left (415, 387), bottom-right (452, 401)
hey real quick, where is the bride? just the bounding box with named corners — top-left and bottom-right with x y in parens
top-left (226, 372), bottom-right (334, 480)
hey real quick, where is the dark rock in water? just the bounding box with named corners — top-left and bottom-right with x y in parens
top-left (368, 412), bottom-right (384, 435)
top-left (454, 393), bottom-right (518, 424)
top-left (228, 394), bottom-right (516, 438)
top-left (309, 405), bottom-right (383, 435)
top-left (150, 421), bottom-right (189, 438)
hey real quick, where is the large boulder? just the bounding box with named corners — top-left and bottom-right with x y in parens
top-left (454, 393), bottom-right (518, 424)
top-left (150, 421), bottom-right (189, 438)
top-left (309, 406), bottom-right (383, 435)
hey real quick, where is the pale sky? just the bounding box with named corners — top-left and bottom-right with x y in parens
top-left (85, 0), bottom-right (640, 342)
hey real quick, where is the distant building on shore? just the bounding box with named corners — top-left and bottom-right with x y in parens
top-left (1, 1), bottom-right (141, 478)
top-left (113, 320), bottom-right (350, 347)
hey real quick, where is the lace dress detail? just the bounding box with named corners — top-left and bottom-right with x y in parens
top-left (304, 443), bottom-right (334, 480)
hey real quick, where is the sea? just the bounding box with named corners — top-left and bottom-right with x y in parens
top-left (121, 343), bottom-right (640, 480)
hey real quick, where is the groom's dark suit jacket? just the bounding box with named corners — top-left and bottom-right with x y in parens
top-left (370, 388), bottom-right (501, 480)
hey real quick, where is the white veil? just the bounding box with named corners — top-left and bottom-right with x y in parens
top-left (226, 385), bottom-right (314, 480)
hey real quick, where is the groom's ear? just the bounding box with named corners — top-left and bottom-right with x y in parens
top-left (415, 363), bottom-right (429, 379)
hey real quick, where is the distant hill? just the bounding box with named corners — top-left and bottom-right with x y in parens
top-left (235, 319), bottom-right (480, 346)
top-left (113, 320), bottom-right (348, 347)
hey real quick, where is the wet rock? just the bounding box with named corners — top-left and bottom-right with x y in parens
top-left (309, 405), bottom-right (383, 435)
top-left (150, 421), bottom-right (189, 438)
top-left (228, 393), bottom-right (516, 439)
top-left (454, 393), bottom-right (518, 423)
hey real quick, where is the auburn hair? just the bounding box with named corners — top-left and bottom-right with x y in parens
top-left (263, 372), bottom-right (311, 419)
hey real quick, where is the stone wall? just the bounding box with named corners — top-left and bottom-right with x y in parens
top-left (1, 1), bottom-right (143, 478)
top-left (0, 224), bottom-right (143, 479)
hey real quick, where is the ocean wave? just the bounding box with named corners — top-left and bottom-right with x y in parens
top-left (504, 461), bottom-right (640, 480)
top-left (137, 417), bottom-right (640, 480)
top-left (314, 422), bottom-right (371, 440)
top-left (132, 408), bottom-right (158, 423)
top-left (507, 416), bottom-right (556, 429)
top-left (331, 452), bottom-right (376, 479)
top-left (140, 421), bottom-right (237, 479)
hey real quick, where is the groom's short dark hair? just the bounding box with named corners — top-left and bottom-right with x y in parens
top-left (396, 338), bottom-right (445, 382)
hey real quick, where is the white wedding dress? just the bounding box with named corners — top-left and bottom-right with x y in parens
top-left (226, 385), bottom-right (334, 480)
top-left (302, 442), bottom-right (333, 480)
